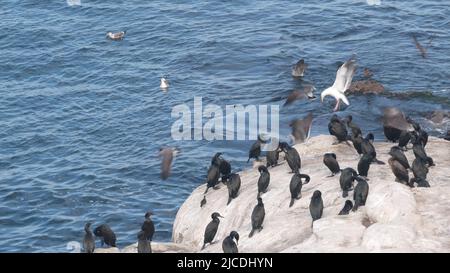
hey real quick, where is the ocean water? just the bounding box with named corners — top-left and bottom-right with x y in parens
top-left (0, 0), bottom-right (449, 252)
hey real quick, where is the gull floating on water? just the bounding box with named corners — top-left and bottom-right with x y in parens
top-left (321, 57), bottom-right (357, 112)
top-left (106, 31), bottom-right (126, 41)
top-left (160, 77), bottom-right (169, 89)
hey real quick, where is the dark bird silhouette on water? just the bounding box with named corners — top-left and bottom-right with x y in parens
top-left (388, 157), bottom-right (412, 187)
top-left (159, 147), bottom-right (180, 180)
top-left (141, 211), bottom-right (155, 241)
top-left (340, 168), bottom-right (358, 198)
top-left (411, 132), bottom-right (434, 166)
top-left (202, 212), bottom-right (223, 250)
top-left (338, 200), bottom-right (353, 215)
top-left (323, 153), bottom-right (340, 176)
top-left (248, 135), bottom-right (266, 162)
top-left (249, 197), bottom-right (265, 238)
top-left (353, 177), bottom-right (369, 212)
top-left (200, 196), bottom-right (207, 208)
top-left (289, 112), bottom-right (313, 144)
top-left (137, 230), bottom-right (151, 253)
top-left (222, 231), bottom-right (239, 253)
top-left (284, 86), bottom-right (316, 106)
top-left (94, 224), bottom-right (116, 247)
top-left (204, 159), bottom-right (221, 194)
top-left (309, 190), bottom-right (323, 226)
top-left (227, 173), bottom-right (241, 205)
top-left (357, 154), bottom-right (372, 178)
top-left (361, 133), bottom-right (385, 164)
top-left (389, 146), bottom-right (410, 169)
top-left (328, 114), bottom-right (350, 145)
top-left (289, 173), bottom-right (310, 207)
top-left (280, 142), bottom-right (301, 174)
top-left (83, 222), bottom-right (95, 253)
top-left (292, 58), bottom-right (307, 77)
top-left (257, 166), bottom-right (270, 197)
top-left (412, 34), bottom-right (433, 59)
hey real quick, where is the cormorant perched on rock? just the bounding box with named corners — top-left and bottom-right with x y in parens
top-left (361, 133), bottom-right (385, 164)
top-left (351, 133), bottom-right (363, 156)
top-left (94, 224), bottom-right (116, 247)
top-left (141, 211), bottom-right (155, 241)
top-left (388, 158), bottom-right (412, 187)
top-left (323, 153), bottom-right (340, 176)
top-left (202, 212), bottom-right (223, 250)
top-left (357, 154), bottom-right (372, 178)
top-left (204, 159), bottom-right (221, 194)
top-left (222, 231), bottom-right (239, 253)
top-left (279, 142), bottom-right (301, 174)
top-left (248, 135), bottom-right (266, 163)
top-left (137, 230), bottom-right (151, 253)
top-left (412, 158), bottom-right (428, 181)
top-left (289, 173), bottom-right (310, 207)
top-left (382, 107), bottom-right (411, 142)
top-left (338, 200), bottom-right (353, 215)
top-left (257, 166), bottom-right (270, 197)
top-left (83, 222), bottom-right (95, 253)
top-left (398, 130), bottom-right (411, 151)
top-left (309, 190), bottom-right (324, 225)
top-left (353, 177), bottom-right (369, 211)
top-left (328, 114), bottom-right (350, 144)
top-left (389, 146), bottom-right (410, 169)
top-left (340, 168), bottom-right (358, 197)
top-left (346, 115), bottom-right (362, 137)
top-left (266, 146), bottom-right (280, 168)
top-left (200, 196), bottom-right (207, 208)
top-left (227, 173), bottom-right (241, 205)
top-left (249, 198), bottom-right (265, 238)
top-left (411, 132), bottom-right (434, 166)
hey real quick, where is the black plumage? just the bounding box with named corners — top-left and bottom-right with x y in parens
top-left (289, 173), bottom-right (310, 207)
top-left (222, 231), bottom-right (239, 253)
top-left (227, 173), bottom-right (241, 205)
top-left (346, 115), bottom-right (362, 137)
top-left (83, 222), bottom-right (95, 253)
top-left (361, 133), bottom-right (385, 164)
top-left (352, 177), bottom-right (369, 212)
top-left (323, 153), bottom-right (340, 176)
top-left (266, 147), bottom-right (280, 168)
top-left (309, 190), bottom-right (324, 223)
top-left (388, 158), bottom-right (411, 186)
top-left (398, 130), bottom-right (411, 150)
top-left (388, 146), bottom-right (410, 169)
top-left (249, 198), bottom-right (265, 238)
top-left (280, 142), bottom-right (301, 173)
top-left (141, 211), bottom-right (155, 241)
top-left (411, 133), bottom-right (434, 166)
top-left (351, 133), bottom-right (363, 155)
top-left (257, 166), bottom-right (270, 197)
top-left (137, 230), bottom-right (152, 253)
top-left (93, 224), bottom-right (116, 247)
top-left (338, 200), bottom-right (353, 215)
top-left (357, 154), bottom-right (372, 177)
top-left (412, 158), bottom-right (428, 180)
top-left (340, 168), bottom-right (357, 198)
top-left (202, 212), bottom-right (223, 250)
top-left (328, 114), bottom-right (349, 143)
top-left (204, 161), bottom-right (221, 194)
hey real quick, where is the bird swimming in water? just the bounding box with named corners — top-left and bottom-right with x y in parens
top-left (227, 173), bottom-right (241, 205)
top-left (309, 190), bottom-right (324, 226)
top-left (289, 112), bottom-right (313, 144)
top-left (106, 31), bottom-right (126, 41)
top-left (279, 142), bottom-right (301, 174)
top-left (340, 168), bottom-right (358, 198)
top-left (200, 196), bottom-right (207, 208)
top-left (222, 231), bottom-right (239, 253)
top-left (93, 224), bottom-right (117, 247)
top-left (388, 157), bottom-right (412, 187)
top-left (159, 147), bottom-right (179, 180)
top-left (247, 135), bottom-right (266, 163)
top-left (291, 58), bottom-right (307, 77)
top-left (257, 166), bottom-right (270, 197)
top-left (289, 173), bottom-right (310, 207)
top-left (388, 146), bottom-right (410, 170)
top-left (204, 159), bottom-right (221, 194)
top-left (357, 154), bottom-right (372, 178)
top-left (284, 86), bottom-right (316, 106)
top-left (321, 57), bottom-right (357, 112)
top-left (137, 230), bottom-right (151, 253)
top-left (141, 211), bottom-right (155, 241)
top-left (338, 200), bottom-right (353, 215)
top-left (323, 153), bottom-right (340, 177)
top-left (361, 133), bottom-right (385, 164)
top-left (160, 77), bottom-right (169, 89)
top-left (352, 177), bottom-right (369, 212)
top-left (202, 212), bottom-right (224, 250)
top-left (83, 222), bottom-right (95, 253)
top-left (412, 34), bottom-right (433, 59)
top-left (328, 114), bottom-right (350, 145)
top-left (249, 197), bottom-right (265, 238)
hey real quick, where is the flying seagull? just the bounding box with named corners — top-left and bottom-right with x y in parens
top-left (321, 57), bottom-right (357, 112)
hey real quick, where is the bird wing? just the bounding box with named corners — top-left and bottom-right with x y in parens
top-left (284, 90), bottom-right (306, 106)
top-left (301, 112), bottom-right (313, 140)
top-left (332, 58), bottom-right (357, 93)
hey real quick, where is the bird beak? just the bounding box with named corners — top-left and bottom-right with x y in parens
top-left (219, 215), bottom-right (224, 218)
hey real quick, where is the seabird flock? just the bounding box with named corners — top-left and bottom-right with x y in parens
top-left (78, 9), bottom-right (444, 254)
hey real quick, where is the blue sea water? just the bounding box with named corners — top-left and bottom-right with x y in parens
top-left (0, 0), bottom-right (449, 252)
